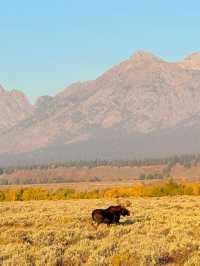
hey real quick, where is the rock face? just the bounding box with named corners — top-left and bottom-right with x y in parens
top-left (0, 86), bottom-right (33, 132)
top-left (2, 50), bottom-right (200, 164)
top-left (178, 52), bottom-right (200, 70)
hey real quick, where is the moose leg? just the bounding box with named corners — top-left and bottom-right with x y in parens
top-left (113, 214), bottom-right (120, 224)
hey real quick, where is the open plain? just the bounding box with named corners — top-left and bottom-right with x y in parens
top-left (1, 196), bottom-right (200, 265)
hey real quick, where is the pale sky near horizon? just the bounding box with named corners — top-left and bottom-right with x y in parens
top-left (1, 0), bottom-right (200, 102)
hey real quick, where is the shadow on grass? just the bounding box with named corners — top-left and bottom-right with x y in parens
top-left (120, 219), bottom-right (137, 225)
top-left (90, 219), bottom-right (137, 230)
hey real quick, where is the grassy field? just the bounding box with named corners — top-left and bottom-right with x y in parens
top-left (1, 197), bottom-right (200, 265)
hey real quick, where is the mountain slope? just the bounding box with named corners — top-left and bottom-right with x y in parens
top-left (178, 51), bottom-right (200, 70)
top-left (0, 86), bottom-right (33, 132)
top-left (1, 50), bottom-right (200, 163)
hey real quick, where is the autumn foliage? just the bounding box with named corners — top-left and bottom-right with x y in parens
top-left (1, 180), bottom-right (200, 201)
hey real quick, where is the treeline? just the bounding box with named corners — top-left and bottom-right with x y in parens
top-left (0, 153), bottom-right (199, 185)
top-left (0, 176), bottom-right (78, 186)
top-left (0, 153), bottom-right (200, 174)
top-left (0, 175), bottom-right (101, 186)
top-left (1, 180), bottom-right (200, 201)
top-left (139, 173), bottom-right (164, 180)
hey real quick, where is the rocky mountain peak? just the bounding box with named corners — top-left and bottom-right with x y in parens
top-left (0, 87), bottom-right (33, 132)
top-left (178, 51), bottom-right (200, 70)
top-left (9, 89), bottom-right (27, 100)
top-left (185, 51), bottom-right (200, 61)
top-left (130, 49), bottom-right (162, 63)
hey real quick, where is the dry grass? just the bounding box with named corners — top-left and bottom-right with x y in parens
top-left (1, 196), bottom-right (200, 265)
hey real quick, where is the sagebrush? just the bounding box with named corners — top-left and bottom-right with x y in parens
top-left (1, 197), bottom-right (200, 265)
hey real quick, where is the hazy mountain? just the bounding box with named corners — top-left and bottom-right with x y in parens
top-left (0, 85), bottom-right (33, 132)
top-left (178, 51), bottom-right (200, 70)
top-left (2, 50), bottom-right (200, 165)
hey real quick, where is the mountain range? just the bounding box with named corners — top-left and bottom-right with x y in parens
top-left (1, 50), bottom-right (200, 165)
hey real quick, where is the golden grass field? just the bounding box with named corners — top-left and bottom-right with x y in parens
top-left (1, 196), bottom-right (200, 265)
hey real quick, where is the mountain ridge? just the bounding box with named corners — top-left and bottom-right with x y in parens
top-left (0, 86), bottom-right (33, 132)
top-left (178, 51), bottom-right (200, 70)
top-left (2, 50), bottom-right (200, 164)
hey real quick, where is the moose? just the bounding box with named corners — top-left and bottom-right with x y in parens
top-left (92, 205), bottom-right (130, 226)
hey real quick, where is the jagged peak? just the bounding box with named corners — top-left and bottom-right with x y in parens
top-left (9, 89), bottom-right (26, 98)
top-left (184, 51), bottom-right (200, 61)
top-left (8, 89), bottom-right (32, 107)
top-left (178, 51), bottom-right (200, 70)
top-left (130, 49), bottom-right (162, 62)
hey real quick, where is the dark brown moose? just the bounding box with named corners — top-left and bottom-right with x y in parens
top-left (92, 205), bottom-right (130, 226)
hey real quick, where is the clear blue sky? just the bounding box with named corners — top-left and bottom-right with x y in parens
top-left (1, 0), bottom-right (200, 102)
